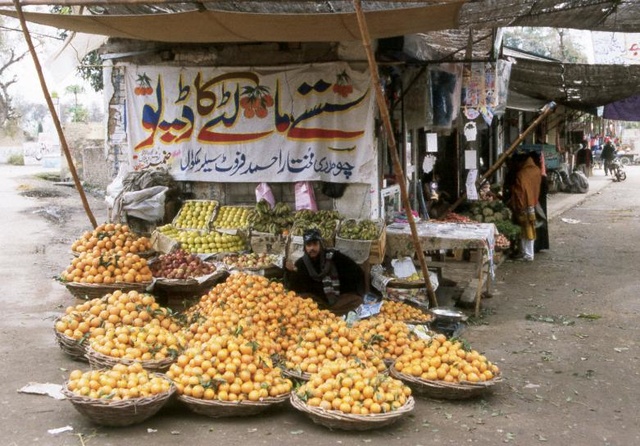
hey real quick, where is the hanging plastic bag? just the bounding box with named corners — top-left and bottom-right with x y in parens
top-left (121, 186), bottom-right (168, 222)
top-left (294, 181), bottom-right (318, 211)
top-left (255, 182), bottom-right (276, 209)
top-left (105, 164), bottom-right (132, 208)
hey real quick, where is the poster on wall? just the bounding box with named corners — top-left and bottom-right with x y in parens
top-left (591, 32), bottom-right (640, 65)
top-left (124, 62), bottom-right (376, 183)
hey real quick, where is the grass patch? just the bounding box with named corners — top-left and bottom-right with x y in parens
top-left (7, 154), bottom-right (24, 165)
top-left (35, 172), bottom-right (61, 182)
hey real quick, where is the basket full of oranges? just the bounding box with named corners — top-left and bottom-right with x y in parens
top-left (61, 363), bottom-right (176, 426)
top-left (168, 334), bottom-right (293, 418)
top-left (289, 359), bottom-right (415, 431)
top-left (388, 334), bottom-right (502, 400)
top-left (53, 291), bottom-right (183, 364)
top-left (61, 223), bottom-right (155, 299)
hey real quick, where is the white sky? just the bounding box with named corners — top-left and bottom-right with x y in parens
top-left (4, 16), bottom-right (101, 106)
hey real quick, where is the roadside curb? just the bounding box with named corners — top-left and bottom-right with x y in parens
top-left (547, 173), bottom-right (612, 220)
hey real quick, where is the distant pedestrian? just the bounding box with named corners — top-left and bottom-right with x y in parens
top-left (601, 139), bottom-right (616, 176)
top-left (574, 144), bottom-right (593, 177)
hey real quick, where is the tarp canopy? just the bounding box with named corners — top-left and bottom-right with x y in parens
top-left (509, 57), bottom-right (640, 111)
top-left (1, 0), bottom-right (639, 43)
top-left (0, 4), bottom-right (465, 43)
top-left (3, 1), bottom-right (640, 112)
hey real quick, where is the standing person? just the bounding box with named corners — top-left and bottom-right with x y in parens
top-left (601, 139), bottom-right (616, 176)
top-left (531, 151), bottom-right (549, 252)
top-left (509, 154), bottom-right (542, 262)
top-left (284, 228), bottom-right (364, 315)
top-left (574, 144), bottom-right (593, 177)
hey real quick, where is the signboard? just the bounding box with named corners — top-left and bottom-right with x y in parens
top-left (591, 32), bottom-right (640, 65)
top-left (518, 144), bottom-right (560, 170)
top-left (124, 63), bottom-right (376, 183)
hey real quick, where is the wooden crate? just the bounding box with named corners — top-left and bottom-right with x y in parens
top-left (172, 200), bottom-right (219, 231)
top-left (250, 231), bottom-right (288, 256)
top-left (369, 222), bottom-right (386, 264)
top-left (150, 230), bottom-right (180, 254)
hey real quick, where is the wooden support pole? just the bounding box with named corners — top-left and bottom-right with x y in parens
top-left (353, 0), bottom-right (437, 308)
top-left (447, 101), bottom-right (556, 214)
top-left (14, 0), bottom-right (98, 229)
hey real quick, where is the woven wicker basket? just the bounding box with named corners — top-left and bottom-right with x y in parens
top-left (71, 249), bottom-right (156, 259)
top-left (281, 368), bottom-right (311, 382)
top-left (178, 393), bottom-right (289, 418)
top-left (63, 282), bottom-right (152, 300)
top-left (389, 366), bottom-right (502, 400)
top-left (85, 346), bottom-right (176, 373)
top-left (290, 392), bottom-right (415, 431)
top-left (53, 317), bottom-right (89, 362)
top-left (61, 375), bottom-right (175, 427)
top-left (152, 270), bottom-right (228, 295)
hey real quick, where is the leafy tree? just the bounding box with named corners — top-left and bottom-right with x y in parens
top-left (78, 50), bottom-right (104, 92)
top-left (0, 49), bottom-right (28, 126)
top-left (503, 27), bottom-right (588, 63)
top-left (0, 24), bottom-right (30, 128)
top-left (65, 84), bottom-right (88, 122)
top-left (51, 6), bottom-right (103, 92)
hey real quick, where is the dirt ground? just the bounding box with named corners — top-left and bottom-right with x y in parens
top-left (0, 163), bottom-right (638, 446)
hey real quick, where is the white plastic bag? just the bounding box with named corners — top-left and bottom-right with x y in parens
top-left (255, 182), bottom-right (275, 208)
top-left (294, 181), bottom-right (318, 211)
top-left (105, 164), bottom-right (132, 208)
top-left (122, 186), bottom-right (168, 222)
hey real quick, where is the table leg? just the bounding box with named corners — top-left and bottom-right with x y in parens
top-left (485, 257), bottom-right (493, 297)
top-left (474, 254), bottom-right (484, 317)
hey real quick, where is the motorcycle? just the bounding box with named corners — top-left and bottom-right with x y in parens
top-left (610, 158), bottom-right (627, 182)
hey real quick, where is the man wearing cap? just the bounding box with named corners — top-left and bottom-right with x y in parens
top-left (285, 228), bottom-right (364, 315)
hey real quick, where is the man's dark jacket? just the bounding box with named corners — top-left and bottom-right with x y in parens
top-left (285, 249), bottom-right (364, 299)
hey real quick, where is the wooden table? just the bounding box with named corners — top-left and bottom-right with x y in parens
top-left (385, 222), bottom-right (497, 316)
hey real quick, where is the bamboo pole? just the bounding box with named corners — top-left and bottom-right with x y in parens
top-left (14, 0), bottom-right (98, 229)
top-left (352, 0), bottom-right (437, 307)
top-left (446, 101), bottom-right (556, 214)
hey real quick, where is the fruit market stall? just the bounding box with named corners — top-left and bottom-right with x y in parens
top-left (385, 221), bottom-right (497, 316)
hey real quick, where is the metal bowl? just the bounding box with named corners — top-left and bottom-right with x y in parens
top-left (427, 307), bottom-right (468, 323)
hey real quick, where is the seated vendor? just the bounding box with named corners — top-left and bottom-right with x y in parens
top-left (285, 228), bottom-right (364, 315)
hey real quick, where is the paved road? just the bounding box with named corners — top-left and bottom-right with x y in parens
top-left (0, 164), bottom-right (638, 446)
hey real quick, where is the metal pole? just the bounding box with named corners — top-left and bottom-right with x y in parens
top-left (353, 0), bottom-right (437, 307)
top-left (14, 0), bottom-right (98, 229)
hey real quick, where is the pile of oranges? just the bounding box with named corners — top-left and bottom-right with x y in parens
top-left (295, 359), bottom-right (411, 415)
top-left (183, 273), bottom-right (335, 354)
top-left (353, 316), bottom-right (414, 363)
top-left (284, 322), bottom-right (386, 376)
top-left (54, 290), bottom-right (181, 346)
top-left (60, 251), bottom-right (153, 284)
top-left (62, 223), bottom-right (154, 284)
top-left (89, 324), bottom-right (184, 362)
top-left (393, 334), bottom-right (500, 383)
top-left (166, 333), bottom-right (292, 401)
top-left (66, 362), bottom-right (172, 400)
top-left (377, 300), bottom-right (433, 323)
top-left (71, 223), bottom-right (152, 255)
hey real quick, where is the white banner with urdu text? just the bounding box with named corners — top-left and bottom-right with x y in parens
top-left (124, 63), bottom-right (376, 183)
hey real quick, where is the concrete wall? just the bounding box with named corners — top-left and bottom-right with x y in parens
top-left (58, 122), bottom-right (105, 185)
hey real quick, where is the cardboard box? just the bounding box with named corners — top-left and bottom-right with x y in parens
top-left (150, 230), bottom-right (180, 254)
top-left (250, 231), bottom-right (288, 256)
